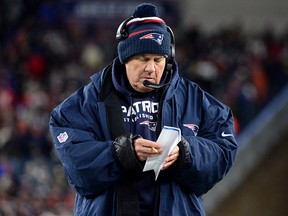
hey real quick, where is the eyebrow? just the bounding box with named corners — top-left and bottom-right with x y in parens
top-left (138, 55), bottom-right (165, 59)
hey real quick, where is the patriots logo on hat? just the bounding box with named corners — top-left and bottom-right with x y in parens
top-left (140, 33), bottom-right (164, 45)
top-left (183, 124), bottom-right (199, 136)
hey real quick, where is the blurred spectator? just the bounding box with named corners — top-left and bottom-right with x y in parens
top-left (0, 1), bottom-right (287, 215)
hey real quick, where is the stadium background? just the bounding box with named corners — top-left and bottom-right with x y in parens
top-left (0, 0), bottom-right (287, 215)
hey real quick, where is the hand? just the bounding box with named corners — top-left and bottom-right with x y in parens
top-left (112, 133), bottom-right (145, 171)
top-left (161, 145), bottom-right (179, 170)
top-left (133, 138), bottom-right (163, 161)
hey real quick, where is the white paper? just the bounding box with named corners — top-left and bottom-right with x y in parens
top-left (143, 126), bottom-right (181, 180)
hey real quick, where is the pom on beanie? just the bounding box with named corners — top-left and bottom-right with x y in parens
top-left (133, 3), bottom-right (159, 17)
top-left (117, 3), bottom-right (171, 63)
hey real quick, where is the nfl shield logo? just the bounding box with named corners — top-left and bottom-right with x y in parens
top-left (57, 132), bottom-right (68, 143)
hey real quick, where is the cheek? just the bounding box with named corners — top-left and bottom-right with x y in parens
top-left (126, 69), bottom-right (140, 83)
top-left (156, 67), bottom-right (165, 80)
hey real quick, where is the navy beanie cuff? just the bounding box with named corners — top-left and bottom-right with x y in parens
top-left (118, 30), bottom-right (171, 63)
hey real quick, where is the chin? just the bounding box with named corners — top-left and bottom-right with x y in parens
top-left (137, 86), bottom-right (153, 93)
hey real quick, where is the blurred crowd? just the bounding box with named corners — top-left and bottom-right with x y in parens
top-left (0, 1), bottom-right (287, 215)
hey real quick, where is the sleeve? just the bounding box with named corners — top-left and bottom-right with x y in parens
top-left (173, 92), bottom-right (238, 196)
top-left (49, 94), bottom-right (122, 198)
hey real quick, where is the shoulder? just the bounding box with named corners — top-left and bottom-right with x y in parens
top-left (50, 80), bottom-right (102, 130)
top-left (174, 76), bottom-right (231, 113)
top-left (173, 76), bottom-right (203, 99)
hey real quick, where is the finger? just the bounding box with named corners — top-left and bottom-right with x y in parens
top-left (162, 160), bottom-right (174, 170)
top-left (134, 145), bottom-right (160, 161)
top-left (169, 145), bottom-right (179, 156)
top-left (135, 139), bottom-right (161, 153)
top-left (162, 154), bottom-right (178, 170)
top-left (168, 152), bottom-right (179, 161)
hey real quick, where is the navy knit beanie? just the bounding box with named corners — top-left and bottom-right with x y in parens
top-left (117, 3), bottom-right (171, 63)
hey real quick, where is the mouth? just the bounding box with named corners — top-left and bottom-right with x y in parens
top-left (142, 77), bottom-right (154, 82)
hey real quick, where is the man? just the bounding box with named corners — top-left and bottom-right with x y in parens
top-left (49, 3), bottom-right (238, 216)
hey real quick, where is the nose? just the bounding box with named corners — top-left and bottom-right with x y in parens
top-left (145, 60), bottom-right (156, 73)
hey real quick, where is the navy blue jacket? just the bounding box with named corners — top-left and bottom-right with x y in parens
top-left (49, 58), bottom-right (238, 215)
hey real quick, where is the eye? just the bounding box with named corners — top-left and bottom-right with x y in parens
top-left (137, 55), bottom-right (148, 62)
top-left (154, 57), bottom-right (165, 63)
